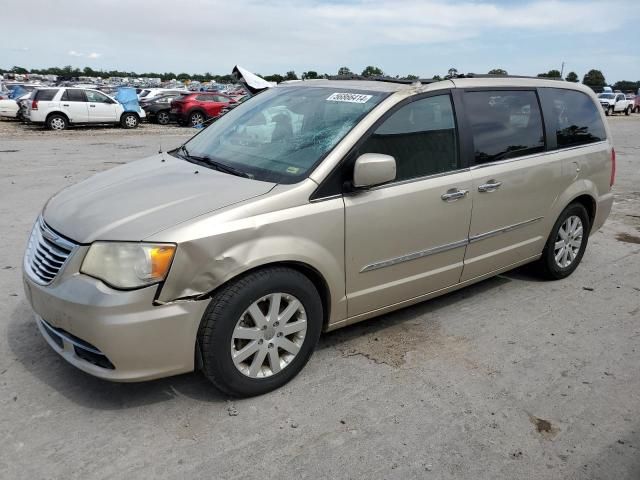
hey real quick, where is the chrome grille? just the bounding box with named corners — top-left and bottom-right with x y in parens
top-left (24, 217), bottom-right (77, 285)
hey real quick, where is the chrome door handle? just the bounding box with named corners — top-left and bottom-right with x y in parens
top-left (441, 189), bottom-right (468, 202)
top-left (478, 180), bottom-right (502, 192)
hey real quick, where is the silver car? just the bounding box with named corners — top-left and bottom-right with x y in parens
top-left (23, 77), bottom-right (614, 396)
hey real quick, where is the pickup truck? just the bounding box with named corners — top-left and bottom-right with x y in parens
top-left (597, 92), bottom-right (632, 115)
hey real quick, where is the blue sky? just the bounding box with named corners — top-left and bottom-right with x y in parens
top-left (2, 0), bottom-right (640, 83)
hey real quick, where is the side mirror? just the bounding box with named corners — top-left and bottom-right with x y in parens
top-left (353, 153), bottom-right (396, 188)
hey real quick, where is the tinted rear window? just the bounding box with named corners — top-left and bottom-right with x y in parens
top-left (539, 88), bottom-right (606, 148)
top-left (464, 90), bottom-right (545, 164)
top-left (35, 89), bottom-right (58, 101)
top-left (61, 89), bottom-right (86, 102)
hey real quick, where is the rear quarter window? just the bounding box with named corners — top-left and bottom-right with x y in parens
top-left (35, 89), bottom-right (58, 101)
top-left (538, 88), bottom-right (606, 148)
top-left (464, 90), bottom-right (545, 164)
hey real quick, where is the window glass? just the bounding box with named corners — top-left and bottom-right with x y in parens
top-left (35, 89), bottom-right (58, 101)
top-left (539, 88), bottom-right (606, 148)
top-left (359, 94), bottom-right (459, 181)
top-left (85, 90), bottom-right (110, 103)
top-left (184, 87), bottom-right (386, 183)
top-left (214, 95), bottom-right (230, 103)
top-left (196, 94), bottom-right (214, 102)
top-left (465, 90), bottom-right (544, 164)
top-left (62, 89), bottom-right (86, 102)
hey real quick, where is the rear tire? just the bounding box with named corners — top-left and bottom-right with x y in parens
top-left (46, 114), bottom-right (67, 131)
top-left (189, 111), bottom-right (205, 127)
top-left (120, 113), bottom-right (139, 129)
top-left (533, 203), bottom-right (590, 280)
top-left (625, 106), bottom-right (631, 116)
top-left (197, 267), bottom-right (323, 397)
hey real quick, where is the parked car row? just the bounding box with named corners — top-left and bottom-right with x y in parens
top-left (1, 85), bottom-right (244, 130)
top-left (140, 91), bottom-right (240, 127)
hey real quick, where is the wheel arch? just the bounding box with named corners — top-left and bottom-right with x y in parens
top-left (120, 111), bottom-right (140, 121)
top-left (46, 111), bottom-right (69, 124)
top-left (570, 193), bottom-right (596, 232)
top-left (199, 261), bottom-right (332, 331)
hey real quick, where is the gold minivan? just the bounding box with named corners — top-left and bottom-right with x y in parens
top-left (23, 76), bottom-right (614, 396)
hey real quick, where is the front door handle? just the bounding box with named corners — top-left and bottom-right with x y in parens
top-left (441, 188), bottom-right (468, 202)
top-left (62, 104), bottom-right (69, 107)
top-left (478, 180), bottom-right (502, 192)
top-left (89, 104), bottom-right (96, 108)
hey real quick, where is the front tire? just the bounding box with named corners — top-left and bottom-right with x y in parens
top-left (533, 203), bottom-right (590, 280)
top-left (156, 110), bottom-right (171, 125)
top-left (197, 267), bottom-right (323, 397)
top-left (46, 114), bottom-right (68, 131)
top-left (625, 106), bottom-right (631, 116)
top-left (120, 112), bottom-right (139, 129)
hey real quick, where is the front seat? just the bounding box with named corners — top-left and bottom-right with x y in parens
top-left (271, 113), bottom-right (293, 142)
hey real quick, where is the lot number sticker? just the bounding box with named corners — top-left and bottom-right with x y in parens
top-left (326, 92), bottom-right (372, 104)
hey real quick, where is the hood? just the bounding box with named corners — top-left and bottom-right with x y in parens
top-left (43, 153), bottom-right (276, 243)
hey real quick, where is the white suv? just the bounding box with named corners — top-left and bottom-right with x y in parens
top-left (27, 88), bottom-right (146, 130)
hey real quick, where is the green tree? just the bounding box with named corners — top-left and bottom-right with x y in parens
top-left (263, 73), bottom-right (284, 83)
top-left (537, 69), bottom-right (562, 79)
top-left (488, 68), bottom-right (508, 75)
top-left (565, 71), bottom-right (579, 82)
top-left (405, 74), bottom-right (419, 80)
top-left (303, 71), bottom-right (318, 79)
top-left (176, 72), bottom-right (191, 81)
top-left (432, 75), bottom-right (442, 81)
top-left (612, 80), bottom-right (640, 92)
top-left (11, 66), bottom-right (28, 74)
top-left (582, 69), bottom-right (606, 88)
top-left (337, 66), bottom-right (352, 76)
top-left (446, 68), bottom-right (458, 78)
top-left (284, 71), bottom-right (298, 81)
top-left (362, 66), bottom-right (383, 77)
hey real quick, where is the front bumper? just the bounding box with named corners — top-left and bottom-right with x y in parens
top-left (23, 257), bottom-right (209, 382)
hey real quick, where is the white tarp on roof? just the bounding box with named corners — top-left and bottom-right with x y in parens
top-left (232, 65), bottom-right (272, 93)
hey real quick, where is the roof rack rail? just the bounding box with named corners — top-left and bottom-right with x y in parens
top-left (326, 74), bottom-right (440, 85)
top-left (456, 73), bottom-right (565, 81)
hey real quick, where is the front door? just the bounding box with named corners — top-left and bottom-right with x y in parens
top-left (85, 90), bottom-right (118, 122)
top-left (344, 93), bottom-right (473, 317)
top-left (460, 89), bottom-right (563, 280)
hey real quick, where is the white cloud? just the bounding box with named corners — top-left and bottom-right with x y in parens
top-left (68, 50), bottom-right (83, 57)
top-left (87, 52), bottom-right (101, 59)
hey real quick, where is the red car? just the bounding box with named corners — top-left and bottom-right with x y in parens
top-left (170, 92), bottom-right (236, 126)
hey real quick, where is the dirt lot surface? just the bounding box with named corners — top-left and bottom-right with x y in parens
top-left (1, 117), bottom-right (639, 479)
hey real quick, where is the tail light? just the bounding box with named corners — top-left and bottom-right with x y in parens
top-left (610, 148), bottom-right (616, 187)
top-left (31, 99), bottom-right (39, 110)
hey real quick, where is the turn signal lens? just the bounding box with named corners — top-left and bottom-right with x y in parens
top-left (150, 246), bottom-right (176, 279)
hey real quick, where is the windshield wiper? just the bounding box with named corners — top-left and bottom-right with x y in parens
top-left (177, 145), bottom-right (252, 179)
top-left (202, 157), bottom-right (253, 179)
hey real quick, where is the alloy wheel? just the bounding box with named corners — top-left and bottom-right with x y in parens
top-left (50, 117), bottom-right (65, 130)
top-left (190, 113), bottom-right (204, 126)
top-left (231, 293), bottom-right (307, 378)
top-left (157, 112), bottom-right (170, 125)
top-left (554, 215), bottom-right (583, 268)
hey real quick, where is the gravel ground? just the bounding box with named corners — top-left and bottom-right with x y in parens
top-left (0, 117), bottom-right (639, 480)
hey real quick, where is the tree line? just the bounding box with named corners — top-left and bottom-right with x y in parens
top-left (2, 64), bottom-right (638, 91)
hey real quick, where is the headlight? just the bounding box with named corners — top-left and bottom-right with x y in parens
top-left (80, 242), bottom-right (176, 289)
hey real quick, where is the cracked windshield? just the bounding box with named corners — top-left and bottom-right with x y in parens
top-left (182, 87), bottom-right (387, 183)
